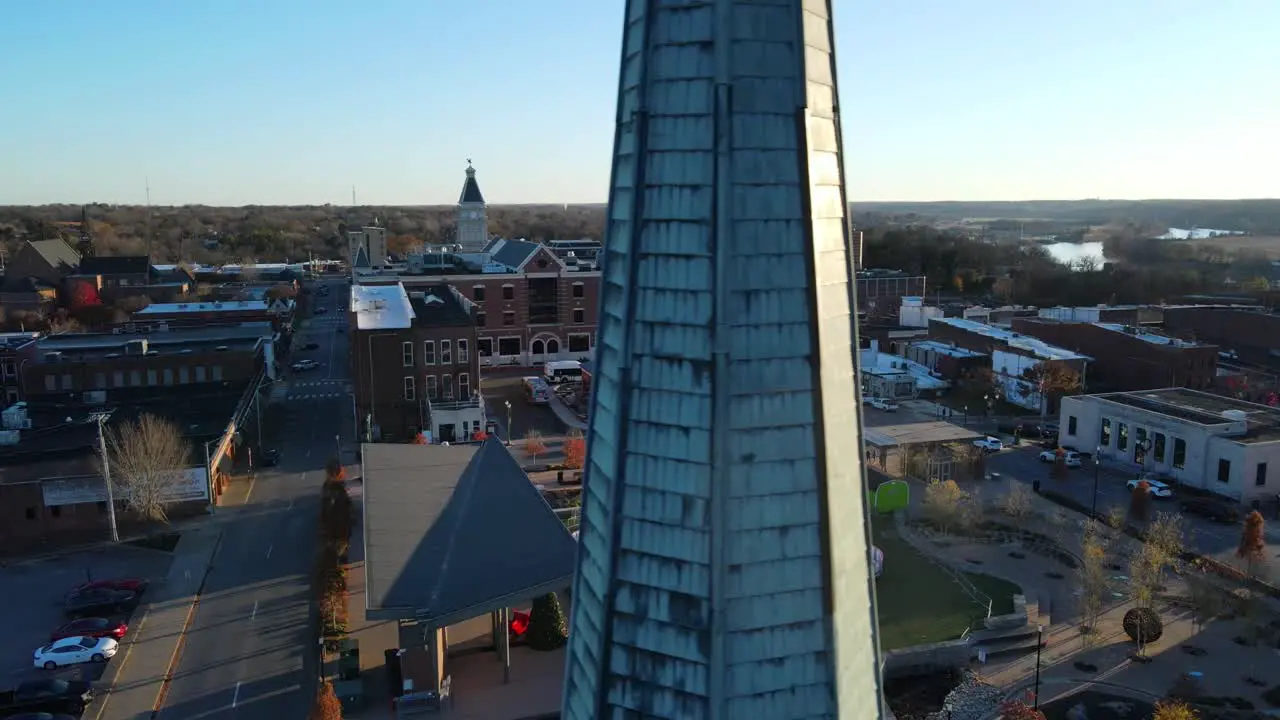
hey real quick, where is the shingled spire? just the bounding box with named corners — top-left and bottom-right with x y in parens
top-left (458, 159), bottom-right (485, 205)
top-left (560, 1), bottom-right (884, 718)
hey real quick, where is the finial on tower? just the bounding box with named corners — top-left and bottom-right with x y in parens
top-left (465, 158), bottom-right (476, 177)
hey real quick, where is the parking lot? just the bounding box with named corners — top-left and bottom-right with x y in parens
top-left (0, 544), bottom-right (173, 689)
top-left (482, 373), bottom-right (570, 441)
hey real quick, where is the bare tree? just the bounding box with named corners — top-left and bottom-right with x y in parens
top-left (105, 414), bottom-right (192, 523)
top-left (1078, 519), bottom-right (1111, 638)
top-left (998, 482), bottom-right (1033, 522)
top-left (922, 479), bottom-right (971, 534)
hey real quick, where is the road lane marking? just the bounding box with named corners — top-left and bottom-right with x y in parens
top-left (251, 600), bottom-right (258, 620)
top-left (243, 474), bottom-right (257, 506)
top-left (89, 604), bottom-right (153, 720)
top-left (266, 544), bottom-right (273, 559)
top-left (233, 681), bottom-right (241, 708)
top-left (287, 498), bottom-right (294, 510)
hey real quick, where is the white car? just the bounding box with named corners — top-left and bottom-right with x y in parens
top-left (1127, 478), bottom-right (1174, 498)
top-left (33, 635), bottom-right (119, 669)
top-left (974, 437), bottom-right (1004, 452)
top-left (290, 359), bottom-right (320, 372)
top-left (1038, 450), bottom-right (1082, 468)
top-left (868, 398), bottom-right (899, 412)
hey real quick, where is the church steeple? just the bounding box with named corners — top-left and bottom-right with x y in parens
top-left (76, 205), bottom-right (95, 258)
top-left (455, 160), bottom-right (489, 252)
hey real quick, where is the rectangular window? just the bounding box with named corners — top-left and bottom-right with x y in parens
top-left (478, 338), bottom-right (493, 357)
top-left (1134, 427), bottom-right (1148, 463)
top-left (458, 373), bottom-right (470, 400)
top-left (497, 337), bottom-right (521, 356)
top-left (503, 311), bottom-right (515, 326)
top-left (3, 388), bottom-right (16, 405)
top-left (457, 339), bottom-right (469, 364)
top-left (1153, 433), bottom-right (1166, 463)
top-left (403, 376), bottom-right (416, 401)
top-left (130, 370), bottom-right (142, 386)
top-left (1100, 418), bottom-right (1111, 446)
top-left (60, 374), bottom-right (72, 391)
top-left (113, 371), bottom-right (125, 388)
top-left (572, 282), bottom-right (585, 298)
top-left (1173, 438), bottom-right (1186, 469)
top-left (179, 367), bottom-right (190, 384)
top-left (1217, 458), bottom-right (1231, 484)
top-left (1257, 462), bottom-right (1268, 487)
top-left (476, 311), bottom-right (486, 327)
top-left (440, 340), bottom-right (452, 365)
top-left (426, 375), bottom-right (438, 401)
top-left (1, 361), bottom-right (14, 377)
top-left (573, 308), bottom-right (585, 324)
top-left (422, 340), bottom-right (436, 365)
top-left (402, 341), bottom-right (414, 367)
top-left (1067, 415), bottom-right (1077, 436)
top-left (44, 374), bottom-right (56, 392)
top-left (568, 333), bottom-right (591, 353)
top-left (163, 368), bottom-right (174, 386)
top-left (472, 285), bottom-right (486, 302)
top-left (442, 374), bottom-right (453, 400)
top-left (146, 369), bottom-right (158, 386)
top-left (93, 372), bottom-right (106, 389)
top-left (1117, 422), bottom-right (1129, 452)
top-left (212, 366), bottom-right (224, 381)
top-left (502, 284), bottom-right (514, 300)
top-left (195, 366), bottom-right (207, 382)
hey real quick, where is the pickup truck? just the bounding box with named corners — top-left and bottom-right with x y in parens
top-left (0, 678), bottom-right (94, 715)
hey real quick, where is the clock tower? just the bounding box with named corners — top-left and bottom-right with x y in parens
top-left (455, 160), bottom-right (488, 252)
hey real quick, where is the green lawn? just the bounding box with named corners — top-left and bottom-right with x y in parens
top-left (871, 514), bottom-right (1022, 651)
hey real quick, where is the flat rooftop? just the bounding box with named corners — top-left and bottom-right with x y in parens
top-left (351, 283), bottom-right (415, 330)
top-left (32, 328), bottom-right (267, 361)
top-left (911, 340), bottom-right (986, 359)
top-left (1092, 323), bottom-right (1208, 349)
top-left (863, 421), bottom-right (983, 448)
top-left (136, 300), bottom-right (270, 315)
top-left (1086, 388), bottom-right (1280, 443)
top-left (931, 317), bottom-right (1090, 362)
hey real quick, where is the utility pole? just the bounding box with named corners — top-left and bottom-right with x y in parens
top-left (92, 412), bottom-right (120, 543)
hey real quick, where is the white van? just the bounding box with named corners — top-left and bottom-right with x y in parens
top-left (544, 360), bottom-right (583, 384)
top-left (523, 377), bottom-right (553, 405)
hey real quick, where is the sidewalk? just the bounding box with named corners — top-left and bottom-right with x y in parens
top-left (90, 526), bottom-right (224, 720)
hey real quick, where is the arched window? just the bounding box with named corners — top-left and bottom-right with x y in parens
top-left (531, 339), bottom-right (546, 355)
top-left (546, 338), bottom-right (560, 355)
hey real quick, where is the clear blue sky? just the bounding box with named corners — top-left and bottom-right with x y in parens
top-left (2, 0), bottom-right (1276, 205)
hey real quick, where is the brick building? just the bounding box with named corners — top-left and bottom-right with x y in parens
top-left (905, 340), bottom-right (988, 381)
top-left (349, 283), bottom-right (483, 443)
top-left (0, 332), bottom-right (40, 408)
top-left (1162, 306), bottom-right (1280, 362)
top-left (132, 300), bottom-right (293, 331)
top-left (1009, 318), bottom-right (1217, 392)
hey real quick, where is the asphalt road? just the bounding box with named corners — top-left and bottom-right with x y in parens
top-left (986, 444), bottom-right (1280, 566)
top-left (155, 276), bottom-right (353, 719)
top-left (481, 372), bottom-right (568, 441)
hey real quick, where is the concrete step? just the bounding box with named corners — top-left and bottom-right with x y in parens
top-left (969, 622), bottom-right (1041, 644)
top-left (972, 632), bottom-right (1047, 661)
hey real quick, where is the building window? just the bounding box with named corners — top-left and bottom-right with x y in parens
top-left (442, 374), bottom-right (453, 400)
top-left (163, 368), bottom-right (174, 386)
top-left (473, 285), bottom-right (486, 302)
top-left (497, 337), bottom-right (521, 356)
top-left (3, 388), bottom-right (16, 405)
top-left (1153, 433), bottom-right (1166, 463)
top-left (1257, 462), bottom-right (1268, 487)
top-left (146, 369), bottom-right (158, 386)
top-left (44, 374), bottom-right (56, 392)
top-left (478, 338), bottom-right (493, 357)
top-left (1100, 418), bottom-right (1111, 447)
top-left (573, 308), bottom-right (585, 324)
top-left (1116, 422), bottom-right (1128, 452)
top-left (179, 367), bottom-right (189, 384)
top-left (458, 373), bottom-right (470, 400)
top-left (457, 339), bottom-right (469, 364)
top-left (426, 375), bottom-right (438, 400)
top-left (440, 340), bottom-right (452, 365)
top-left (1134, 428), bottom-right (1148, 463)
top-left (130, 370), bottom-right (142, 386)
top-left (1, 361), bottom-right (14, 377)
top-left (92, 373), bottom-right (105, 389)
top-left (212, 366), bottom-right (224, 381)
top-left (503, 311), bottom-right (515, 326)
top-left (572, 282), bottom-right (585, 298)
top-left (423, 340), bottom-right (436, 365)
top-left (60, 374), bottom-right (72, 390)
top-left (476, 311), bottom-right (486, 327)
top-left (113, 371), bottom-right (125, 388)
top-left (568, 333), bottom-right (591, 353)
top-left (1067, 415), bottom-right (1077, 436)
top-left (1173, 438), bottom-right (1186, 469)
top-left (403, 376), bottom-right (416, 401)
top-left (195, 367), bottom-right (207, 382)
top-left (1217, 458), bottom-right (1231, 484)
top-left (402, 341), bottom-right (414, 367)
top-left (502, 284), bottom-right (515, 301)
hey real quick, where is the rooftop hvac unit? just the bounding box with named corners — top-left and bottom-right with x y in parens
top-left (0, 430), bottom-right (19, 446)
top-left (1, 403), bottom-right (31, 431)
top-left (84, 390), bottom-right (107, 405)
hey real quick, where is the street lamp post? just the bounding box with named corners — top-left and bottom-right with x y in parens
top-left (1091, 444), bottom-right (1102, 520)
top-left (91, 412), bottom-right (120, 543)
top-left (1033, 623), bottom-right (1045, 709)
top-left (963, 404), bottom-right (968, 427)
top-left (504, 401), bottom-right (513, 446)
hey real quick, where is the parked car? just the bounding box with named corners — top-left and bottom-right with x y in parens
top-left (1180, 497), bottom-right (1241, 524)
top-left (33, 637), bottom-right (119, 670)
top-left (290, 359), bottom-right (320, 372)
top-left (63, 589), bottom-right (136, 618)
top-left (301, 342), bottom-right (320, 351)
top-left (1127, 478), bottom-right (1174, 498)
top-left (1038, 450), bottom-right (1082, 468)
top-left (973, 437), bottom-right (1004, 452)
top-left (314, 307), bottom-right (328, 314)
top-left (259, 449), bottom-right (281, 467)
top-left (867, 398), bottom-right (898, 412)
top-left (70, 577), bottom-right (148, 595)
top-left (0, 679), bottom-right (93, 716)
top-left (50, 618), bottom-right (127, 643)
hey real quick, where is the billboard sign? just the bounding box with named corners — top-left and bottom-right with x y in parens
top-left (41, 467), bottom-right (211, 507)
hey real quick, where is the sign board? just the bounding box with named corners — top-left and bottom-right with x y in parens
top-left (41, 467), bottom-right (210, 507)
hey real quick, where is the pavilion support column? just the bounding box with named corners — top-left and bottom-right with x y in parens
top-left (424, 623), bottom-right (442, 696)
top-left (501, 606), bottom-right (511, 684)
top-left (491, 609), bottom-right (500, 648)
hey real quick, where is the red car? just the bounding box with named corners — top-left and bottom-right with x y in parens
top-left (50, 617), bottom-right (128, 642)
top-left (71, 578), bottom-right (149, 595)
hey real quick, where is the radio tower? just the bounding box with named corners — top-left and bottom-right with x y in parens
top-left (561, 1), bottom-right (884, 718)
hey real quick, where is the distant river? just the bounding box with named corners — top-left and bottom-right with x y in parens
top-left (1044, 241), bottom-right (1109, 269)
